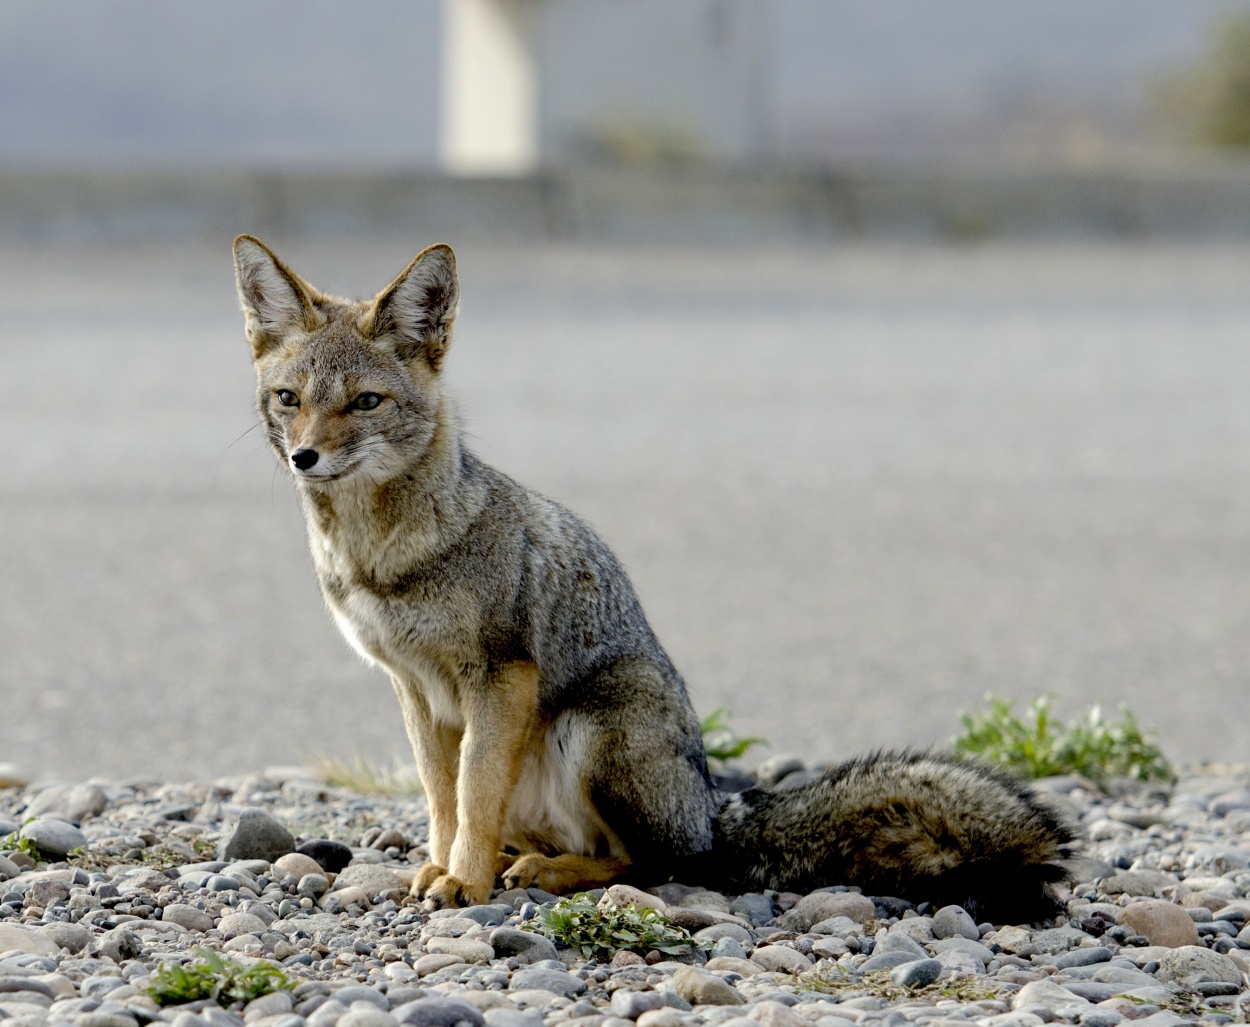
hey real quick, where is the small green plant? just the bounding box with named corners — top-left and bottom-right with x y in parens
top-left (0, 832), bottom-right (43, 862)
top-left (525, 893), bottom-right (699, 960)
top-left (700, 708), bottom-right (767, 769)
top-left (953, 694), bottom-right (1175, 786)
top-left (313, 752), bottom-right (424, 796)
top-left (147, 950), bottom-right (294, 1007)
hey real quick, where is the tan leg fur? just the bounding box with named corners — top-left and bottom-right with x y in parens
top-left (502, 853), bottom-right (632, 894)
top-left (415, 662), bottom-right (541, 909)
top-left (391, 677), bottom-right (462, 895)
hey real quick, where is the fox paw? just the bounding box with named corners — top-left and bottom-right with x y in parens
top-left (408, 861), bottom-right (447, 902)
top-left (422, 872), bottom-right (490, 910)
top-left (501, 853), bottom-right (554, 892)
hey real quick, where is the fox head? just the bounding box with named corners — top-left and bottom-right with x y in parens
top-left (233, 235), bottom-right (459, 488)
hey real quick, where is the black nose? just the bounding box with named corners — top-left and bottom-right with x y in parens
top-left (291, 448), bottom-right (319, 470)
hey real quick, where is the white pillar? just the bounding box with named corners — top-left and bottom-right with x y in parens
top-left (441, 0), bottom-right (540, 175)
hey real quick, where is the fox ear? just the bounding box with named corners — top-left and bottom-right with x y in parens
top-left (366, 244), bottom-right (459, 371)
top-left (233, 235), bottom-right (320, 358)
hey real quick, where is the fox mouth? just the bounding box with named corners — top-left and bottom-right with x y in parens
top-left (293, 461), bottom-right (361, 484)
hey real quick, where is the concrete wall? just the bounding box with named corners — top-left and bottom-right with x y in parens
top-left (6, 163), bottom-right (1250, 245)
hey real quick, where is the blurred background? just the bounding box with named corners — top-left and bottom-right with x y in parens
top-left (3, 0), bottom-right (1250, 782)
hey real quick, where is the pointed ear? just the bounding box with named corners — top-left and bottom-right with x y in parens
top-left (233, 234), bottom-right (320, 358)
top-left (365, 244), bottom-right (459, 371)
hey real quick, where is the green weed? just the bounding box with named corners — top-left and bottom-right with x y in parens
top-left (525, 892), bottom-right (700, 960)
top-left (0, 832), bottom-right (43, 862)
top-left (147, 949), bottom-right (294, 1007)
top-left (700, 708), bottom-right (767, 769)
top-left (953, 694), bottom-right (1175, 786)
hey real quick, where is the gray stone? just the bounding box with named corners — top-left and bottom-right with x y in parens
top-left (297, 873), bottom-right (329, 898)
top-left (98, 926), bottom-right (142, 962)
top-left (218, 808), bottom-right (296, 862)
top-left (931, 905), bottom-right (979, 941)
top-left (1100, 871), bottom-right (1176, 898)
top-left (671, 966), bottom-right (744, 1006)
top-left (19, 818), bottom-right (86, 857)
top-left (334, 988), bottom-right (389, 1011)
top-left (219, 912), bottom-right (267, 936)
top-left (933, 936), bottom-right (993, 963)
top-left (875, 931), bottom-right (928, 960)
top-left (1077, 1012), bottom-right (1123, 1027)
top-left (39, 921), bottom-right (91, 953)
top-left (610, 991), bottom-right (666, 1019)
top-left (858, 951), bottom-right (916, 972)
top-left (794, 892), bottom-right (875, 927)
top-left (729, 895), bottom-right (774, 925)
top-left (0, 924), bottom-right (60, 956)
top-left (489, 927), bottom-right (558, 965)
top-left (331, 864), bottom-right (406, 899)
top-left (24, 783), bottom-right (108, 823)
top-left (509, 968), bottom-right (586, 997)
top-left (1119, 900), bottom-right (1200, 948)
top-left (483, 1011), bottom-right (542, 1027)
top-left (694, 923), bottom-right (753, 946)
top-left (1052, 947), bottom-right (1113, 969)
top-left (750, 945), bottom-right (811, 972)
top-left (1154, 945), bottom-right (1241, 985)
top-left (0, 979), bottom-right (52, 998)
top-left (425, 937), bottom-right (494, 963)
top-left (935, 949), bottom-right (985, 977)
top-left (162, 904), bottom-right (214, 932)
top-left (244, 991), bottom-right (294, 1019)
top-left (339, 1009), bottom-right (399, 1027)
top-left (392, 998), bottom-right (485, 1027)
top-left (889, 958), bottom-right (942, 988)
top-left (1011, 981), bottom-right (1092, 1014)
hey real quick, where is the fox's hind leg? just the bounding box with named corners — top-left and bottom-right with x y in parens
top-left (575, 657), bottom-right (720, 882)
top-left (502, 853), bottom-right (630, 893)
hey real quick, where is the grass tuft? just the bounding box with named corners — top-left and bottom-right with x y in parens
top-left (524, 892), bottom-right (700, 960)
top-left (700, 708), bottom-right (767, 770)
top-left (953, 693), bottom-right (1175, 786)
top-left (0, 832), bottom-right (43, 862)
top-left (312, 752), bottom-right (424, 796)
top-left (147, 950), bottom-right (294, 1007)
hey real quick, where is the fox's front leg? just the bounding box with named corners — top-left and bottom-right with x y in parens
top-left (422, 662), bottom-right (539, 909)
top-left (391, 677), bottom-right (461, 897)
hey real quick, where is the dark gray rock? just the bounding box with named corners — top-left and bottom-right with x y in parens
top-left (728, 894), bottom-right (774, 925)
top-left (610, 990), bottom-right (666, 1019)
top-left (931, 905), bottom-right (980, 941)
top-left (1053, 947), bottom-right (1113, 970)
top-left (889, 958), bottom-right (942, 989)
top-left (219, 808), bottom-right (296, 862)
top-left (508, 968), bottom-right (586, 997)
top-left (19, 818), bottom-right (86, 857)
top-left (858, 951), bottom-right (917, 972)
top-left (297, 839), bottom-right (354, 874)
top-left (489, 927), bottom-right (558, 965)
top-left (98, 927), bottom-right (142, 963)
top-left (392, 999), bottom-right (484, 1027)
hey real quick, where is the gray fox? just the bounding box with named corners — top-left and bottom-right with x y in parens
top-left (233, 235), bottom-right (1074, 920)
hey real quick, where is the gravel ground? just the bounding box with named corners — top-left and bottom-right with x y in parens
top-left (4, 240), bottom-right (1250, 778)
top-left (4, 763), bottom-right (1250, 1027)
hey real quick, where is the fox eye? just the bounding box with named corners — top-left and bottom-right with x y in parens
top-left (276, 390), bottom-right (299, 407)
top-left (352, 392), bottom-right (383, 411)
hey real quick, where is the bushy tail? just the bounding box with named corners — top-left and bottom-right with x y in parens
top-left (710, 750), bottom-right (1076, 924)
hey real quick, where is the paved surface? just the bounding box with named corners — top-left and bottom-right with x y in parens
top-left (3, 239), bottom-right (1250, 781)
